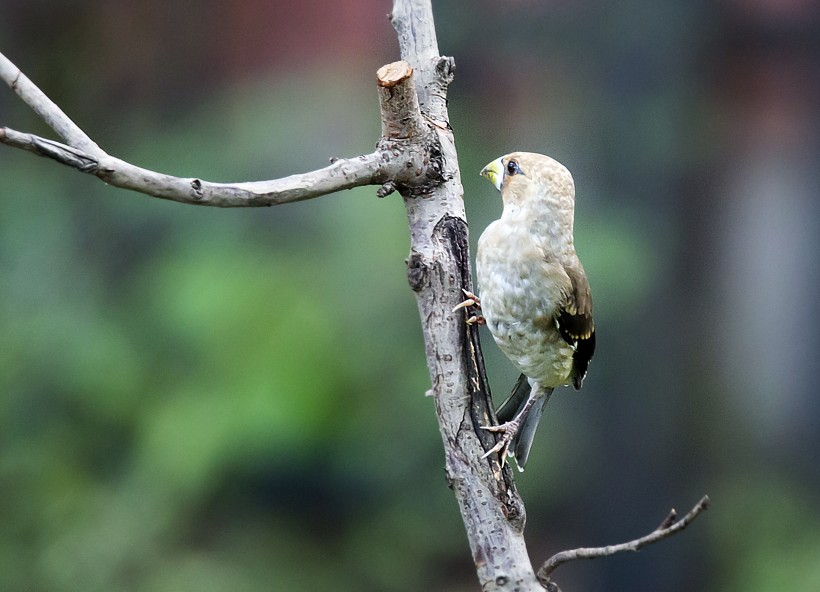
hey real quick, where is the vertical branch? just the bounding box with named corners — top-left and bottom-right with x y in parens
top-left (388, 1), bottom-right (541, 589)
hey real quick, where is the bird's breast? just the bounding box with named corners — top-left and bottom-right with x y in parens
top-left (476, 221), bottom-right (575, 387)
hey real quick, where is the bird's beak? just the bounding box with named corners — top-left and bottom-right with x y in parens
top-left (480, 157), bottom-right (504, 191)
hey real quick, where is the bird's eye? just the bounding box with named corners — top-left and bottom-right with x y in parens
top-left (506, 160), bottom-right (521, 176)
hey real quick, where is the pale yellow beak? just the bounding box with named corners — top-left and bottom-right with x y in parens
top-left (480, 157), bottom-right (504, 191)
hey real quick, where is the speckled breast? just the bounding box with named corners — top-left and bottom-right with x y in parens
top-left (477, 223), bottom-right (575, 388)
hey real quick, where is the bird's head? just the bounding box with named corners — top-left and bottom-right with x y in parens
top-left (480, 152), bottom-right (576, 218)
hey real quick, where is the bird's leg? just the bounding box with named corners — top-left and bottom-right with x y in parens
top-left (453, 289), bottom-right (486, 325)
top-left (480, 389), bottom-right (540, 466)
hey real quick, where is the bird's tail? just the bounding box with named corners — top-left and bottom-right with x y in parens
top-left (496, 374), bottom-right (554, 470)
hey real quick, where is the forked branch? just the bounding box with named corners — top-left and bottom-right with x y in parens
top-left (0, 52), bottom-right (433, 207)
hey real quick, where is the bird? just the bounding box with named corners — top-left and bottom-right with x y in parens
top-left (455, 152), bottom-right (595, 470)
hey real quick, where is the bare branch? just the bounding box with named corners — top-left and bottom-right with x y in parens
top-left (388, 2), bottom-right (538, 591)
top-left (537, 495), bottom-right (711, 586)
top-left (0, 51), bottom-right (440, 207)
top-left (0, 125), bottom-right (396, 206)
top-left (0, 51), bottom-right (102, 155)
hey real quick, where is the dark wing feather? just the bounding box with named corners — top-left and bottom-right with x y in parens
top-left (557, 262), bottom-right (595, 390)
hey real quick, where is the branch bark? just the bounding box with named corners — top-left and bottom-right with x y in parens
top-left (387, 3), bottom-right (540, 591)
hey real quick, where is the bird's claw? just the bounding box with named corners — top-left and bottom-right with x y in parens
top-left (480, 420), bottom-right (520, 467)
top-left (460, 289), bottom-right (481, 307)
top-left (454, 289), bottom-right (485, 325)
top-left (452, 298), bottom-right (476, 311)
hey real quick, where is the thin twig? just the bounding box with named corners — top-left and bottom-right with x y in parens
top-left (537, 495), bottom-right (711, 585)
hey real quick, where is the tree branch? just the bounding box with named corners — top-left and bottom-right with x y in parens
top-left (389, 2), bottom-right (537, 591)
top-left (0, 51), bottom-right (436, 207)
top-left (0, 124), bottom-right (396, 206)
top-left (537, 495), bottom-right (711, 588)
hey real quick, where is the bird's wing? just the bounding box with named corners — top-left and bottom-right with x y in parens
top-left (557, 262), bottom-right (595, 389)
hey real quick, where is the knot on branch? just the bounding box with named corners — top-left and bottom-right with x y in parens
top-left (375, 135), bottom-right (445, 198)
top-left (190, 179), bottom-right (205, 200)
top-left (406, 250), bottom-right (427, 292)
top-left (436, 56), bottom-right (456, 85)
top-left (377, 180), bottom-right (397, 198)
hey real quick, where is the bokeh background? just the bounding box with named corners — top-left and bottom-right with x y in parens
top-left (2, 1), bottom-right (819, 590)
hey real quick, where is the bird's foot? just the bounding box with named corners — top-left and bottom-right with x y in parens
top-left (453, 289), bottom-right (485, 325)
top-left (453, 289), bottom-right (481, 311)
top-left (480, 420), bottom-right (520, 466)
top-left (466, 314), bottom-right (486, 326)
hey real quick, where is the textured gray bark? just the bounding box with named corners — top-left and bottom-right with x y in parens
top-left (386, 3), bottom-right (543, 591)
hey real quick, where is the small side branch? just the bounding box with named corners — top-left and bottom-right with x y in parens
top-left (537, 495), bottom-right (711, 587)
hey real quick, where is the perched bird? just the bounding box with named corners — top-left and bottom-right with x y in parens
top-left (456, 152), bottom-right (595, 470)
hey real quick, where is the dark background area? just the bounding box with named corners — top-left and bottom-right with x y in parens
top-left (2, 1), bottom-right (819, 590)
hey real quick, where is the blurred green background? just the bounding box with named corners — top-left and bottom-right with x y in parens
top-left (2, 1), bottom-right (819, 591)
